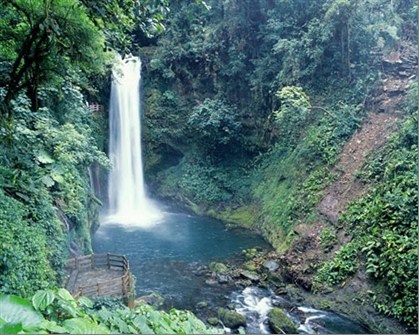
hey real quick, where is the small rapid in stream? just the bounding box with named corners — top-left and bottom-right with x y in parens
top-left (230, 287), bottom-right (370, 334)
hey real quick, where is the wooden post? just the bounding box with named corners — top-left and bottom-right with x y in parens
top-left (127, 273), bottom-right (135, 309)
top-left (107, 253), bottom-right (110, 269)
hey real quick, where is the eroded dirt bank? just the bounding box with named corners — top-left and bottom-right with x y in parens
top-left (272, 42), bottom-right (417, 333)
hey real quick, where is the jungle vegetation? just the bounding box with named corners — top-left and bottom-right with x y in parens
top-left (0, 0), bottom-right (170, 306)
top-left (0, 0), bottom-right (417, 332)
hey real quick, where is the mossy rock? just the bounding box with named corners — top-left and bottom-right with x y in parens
top-left (207, 317), bottom-right (219, 326)
top-left (268, 308), bottom-right (297, 334)
top-left (209, 262), bottom-right (229, 274)
top-left (242, 248), bottom-right (258, 259)
top-left (267, 272), bottom-right (285, 287)
top-left (196, 301), bottom-right (208, 309)
top-left (240, 270), bottom-right (260, 281)
top-left (218, 308), bottom-right (246, 329)
top-left (135, 292), bottom-right (165, 308)
top-left (216, 205), bottom-right (257, 228)
top-left (244, 261), bottom-right (257, 271)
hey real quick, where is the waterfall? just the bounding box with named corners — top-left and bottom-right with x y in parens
top-left (106, 55), bottom-right (162, 226)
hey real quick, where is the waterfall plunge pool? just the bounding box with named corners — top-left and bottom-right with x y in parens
top-left (93, 210), bottom-right (271, 310)
top-left (92, 208), bottom-right (371, 334)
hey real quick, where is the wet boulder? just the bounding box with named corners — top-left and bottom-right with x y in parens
top-left (209, 262), bottom-right (229, 274)
top-left (242, 248), bottom-right (258, 259)
top-left (240, 270), bottom-right (260, 282)
top-left (218, 308), bottom-right (247, 329)
top-left (207, 317), bottom-right (219, 326)
top-left (135, 292), bottom-right (164, 308)
top-left (263, 260), bottom-right (280, 272)
top-left (268, 307), bottom-right (298, 334)
top-left (196, 301), bottom-right (208, 309)
top-left (217, 274), bottom-right (231, 284)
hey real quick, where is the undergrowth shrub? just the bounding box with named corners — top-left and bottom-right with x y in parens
top-left (251, 99), bottom-right (361, 250)
top-left (0, 289), bottom-right (221, 334)
top-left (0, 190), bottom-right (58, 297)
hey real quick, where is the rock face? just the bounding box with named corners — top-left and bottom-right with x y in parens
top-left (268, 307), bottom-right (298, 334)
top-left (370, 42), bottom-right (417, 113)
top-left (318, 112), bottom-right (400, 224)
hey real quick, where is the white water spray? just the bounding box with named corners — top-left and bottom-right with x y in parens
top-left (106, 55), bottom-right (162, 226)
top-left (232, 287), bottom-right (274, 334)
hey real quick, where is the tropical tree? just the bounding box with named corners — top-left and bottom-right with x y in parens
top-left (0, 0), bottom-right (170, 117)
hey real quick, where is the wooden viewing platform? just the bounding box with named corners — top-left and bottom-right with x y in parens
top-left (88, 103), bottom-right (104, 113)
top-left (66, 253), bottom-right (134, 306)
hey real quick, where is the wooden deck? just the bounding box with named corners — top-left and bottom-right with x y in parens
top-left (66, 254), bottom-right (134, 306)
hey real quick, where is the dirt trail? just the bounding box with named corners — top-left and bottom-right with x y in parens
top-left (318, 112), bottom-right (400, 223)
top-left (278, 112), bottom-right (402, 290)
top-left (318, 42), bottom-right (417, 223)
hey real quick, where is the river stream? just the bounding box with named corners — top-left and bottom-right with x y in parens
top-left (92, 208), bottom-right (370, 334)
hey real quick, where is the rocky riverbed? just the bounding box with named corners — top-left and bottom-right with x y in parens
top-left (136, 247), bottom-right (405, 334)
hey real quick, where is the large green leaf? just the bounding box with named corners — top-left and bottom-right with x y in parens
top-left (0, 294), bottom-right (44, 327)
top-left (0, 322), bottom-right (22, 334)
top-left (62, 318), bottom-right (110, 334)
top-left (36, 151), bottom-right (55, 164)
top-left (39, 320), bottom-right (68, 334)
top-left (77, 296), bottom-right (93, 309)
top-left (32, 290), bottom-right (55, 311)
top-left (133, 315), bottom-right (154, 334)
top-left (41, 175), bottom-right (55, 187)
top-left (57, 288), bottom-right (74, 302)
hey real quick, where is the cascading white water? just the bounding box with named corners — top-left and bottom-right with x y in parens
top-left (106, 55), bottom-right (162, 226)
top-left (232, 287), bottom-right (274, 334)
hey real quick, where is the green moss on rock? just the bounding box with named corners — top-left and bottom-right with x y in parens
top-left (216, 205), bottom-right (258, 228)
top-left (268, 308), bottom-right (298, 334)
top-left (217, 308), bottom-right (246, 329)
top-left (209, 262), bottom-right (229, 274)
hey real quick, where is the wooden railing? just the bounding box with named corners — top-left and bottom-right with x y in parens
top-left (88, 103), bottom-right (104, 113)
top-left (67, 253), bottom-right (134, 306)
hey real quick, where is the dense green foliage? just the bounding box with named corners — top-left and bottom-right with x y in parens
top-left (0, 86), bottom-right (108, 296)
top-left (0, 0), bottom-right (172, 113)
top-left (0, 190), bottom-right (59, 296)
top-left (0, 289), bottom-right (219, 334)
top-left (144, 0), bottom-right (414, 213)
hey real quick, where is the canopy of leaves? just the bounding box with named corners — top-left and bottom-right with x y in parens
top-left (0, 0), bottom-right (171, 115)
top-left (187, 98), bottom-right (242, 152)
